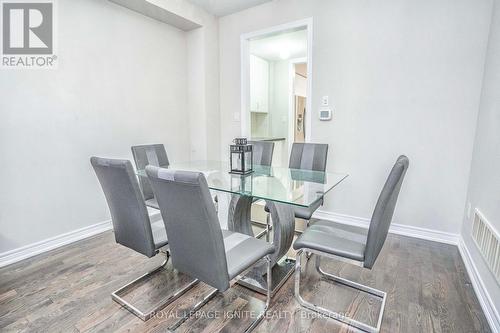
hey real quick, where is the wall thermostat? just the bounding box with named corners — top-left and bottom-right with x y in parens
top-left (319, 108), bottom-right (332, 121)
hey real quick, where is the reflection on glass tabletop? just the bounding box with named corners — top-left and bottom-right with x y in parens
top-left (137, 160), bottom-right (348, 208)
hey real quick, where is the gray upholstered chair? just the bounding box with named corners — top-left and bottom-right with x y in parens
top-left (289, 142), bottom-right (329, 172)
top-left (131, 144), bottom-right (170, 209)
top-left (293, 155), bottom-right (409, 333)
top-left (265, 143), bottom-right (329, 234)
top-left (145, 166), bottom-right (275, 332)
top-left (288, 142), bottom-right (329, 221)
top-left (248, 140), bottom-right (275, 166)
top-left (248, 140), bottom-right (275, 238)
top-left (90, 157), bottom-right (197, 321)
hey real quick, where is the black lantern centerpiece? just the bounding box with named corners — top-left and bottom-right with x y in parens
top-left (229, 138), bottom-right (253, 175)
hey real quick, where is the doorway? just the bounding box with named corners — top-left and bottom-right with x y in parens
top-left (240, 19), bottom-right (313, 166)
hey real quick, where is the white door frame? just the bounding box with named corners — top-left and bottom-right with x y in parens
top-left (288, 57), bottom-right (307, 153)
top-left (240, 17), bottom-right (313, 142)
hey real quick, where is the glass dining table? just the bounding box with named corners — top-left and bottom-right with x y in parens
top-left (138, 160), bottom-right (348, 295)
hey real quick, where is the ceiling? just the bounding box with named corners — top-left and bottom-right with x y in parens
top-left (187, 0), bottom-right (272, 17)
top-left (250, 29), bottom-right (307, 61)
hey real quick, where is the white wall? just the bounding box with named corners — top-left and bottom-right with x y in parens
top-left (186, 8), bottom-right (220, 161)
top-left (218, 0), bottom-right (492, 234)
top-left (461, 0), bottom-right (500, 318)
top-left (0, 0), bottom-right (189, 252)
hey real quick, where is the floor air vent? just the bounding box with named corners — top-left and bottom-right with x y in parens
top-left (471, 209), bottom-right (500, 285)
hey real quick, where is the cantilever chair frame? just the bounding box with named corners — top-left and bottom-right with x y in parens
top-left (111, 250), bottom-right (199, 321)
top-left (294, 249), bottom-right (386, 333)
top-left (91, 156), bottom-right (198, 321)
top-left (168, 255), bottom-right (272, 333)
top-left (145, 166), bottom-right (274, 332)
top-left (294, 155), bottom-right (408, 332)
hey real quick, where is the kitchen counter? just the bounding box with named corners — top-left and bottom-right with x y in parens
top-left (250, 137), bottom-right (286, 142)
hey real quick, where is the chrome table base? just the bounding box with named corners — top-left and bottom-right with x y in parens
top-left (228, 195), bottom-right (296, 296)
top-left (237, 257), bottom-right (295, 297)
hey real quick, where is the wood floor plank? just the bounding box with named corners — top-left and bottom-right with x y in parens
top-left (0, 224), bottom-right (492, 333)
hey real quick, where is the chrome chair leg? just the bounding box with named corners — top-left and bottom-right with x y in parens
top-left (266, 213), bottom-right (271, 242)
top-left (168, 287), bottom-right (219, 331)
top-left (244, 255), bottom-right (272, 332)
top-left (111, 253), bottom-right (199, 321)
top-left (255, 225), bottom-right (272, 240)
top-left (168, 256), bottom-right (272, 332)
top-left (295, 250), bottom-right (387, 333)
top-left (253, 214), bottom-right (272, 242)
top-left (304, 220), bottom-right (312, 260)
top-left (314, 255), bottom-right (380, 297)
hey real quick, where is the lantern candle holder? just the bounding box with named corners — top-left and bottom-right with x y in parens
top-left (229, 138), bottom-right (253, 175)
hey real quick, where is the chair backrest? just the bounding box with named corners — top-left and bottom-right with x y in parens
top-left (131, 144), bottom-right (170, 200)
top-left (145, 166), bottom-right (230, 291)
top-left (289, 143), bottom-right (329, 172)
top-left (248, 140), bottom-right (274, 166)
top-left (90, 157), bottom-right (156, 258)
top-left (364, 155), bottom-right (409, 269)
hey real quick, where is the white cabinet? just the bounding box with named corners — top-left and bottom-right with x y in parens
top-left (250, 55), bottom-right (269, 113)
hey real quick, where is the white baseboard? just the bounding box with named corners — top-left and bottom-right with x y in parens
top-left (0, 221), bottom-right (112, 268)
top-left (0, 210), bottom-right (161, 268)
top-left (458, 237), bottom-right (500, 333)
top-left (313, 210), bottom-right (460, 245)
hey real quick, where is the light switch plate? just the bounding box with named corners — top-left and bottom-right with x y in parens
top-left (233, 112), bottom-right (240, 122)
top-left (322, 96), bottom-right (329, 106)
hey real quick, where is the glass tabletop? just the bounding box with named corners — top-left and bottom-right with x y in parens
top-left (137, 160), bottom-right (348, 208)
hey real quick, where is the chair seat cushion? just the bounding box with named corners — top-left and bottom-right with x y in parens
top-left (151, 220), bottom-right (168, 249)
top-left (264, 199), bottom-right (322, 220)
top-left (145, 198), bottom-right (159, 209)
top-left (293, 220), bottom-right (367, 262)
top-left (222, 230), bottom-right (275, 280)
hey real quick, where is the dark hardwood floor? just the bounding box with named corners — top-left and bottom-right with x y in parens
top-left (0, 221), bottom-right (491, 333)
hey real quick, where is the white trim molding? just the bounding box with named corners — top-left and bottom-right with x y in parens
top-left (0, 221), bottom-right (112, 268)
top-left (240, 17), bottom-right (313, 141)
top-left (313, 210), bottom-right (460, 245)
top-left (0, 210), bottom-right (161, 268)
top-left (458, 237), bottom-right (500, 333)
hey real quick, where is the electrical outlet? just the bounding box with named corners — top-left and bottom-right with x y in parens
top-left (322, 96), bottom-right (329, 106)
top-left (233, 112), bottom-right (240, 122)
